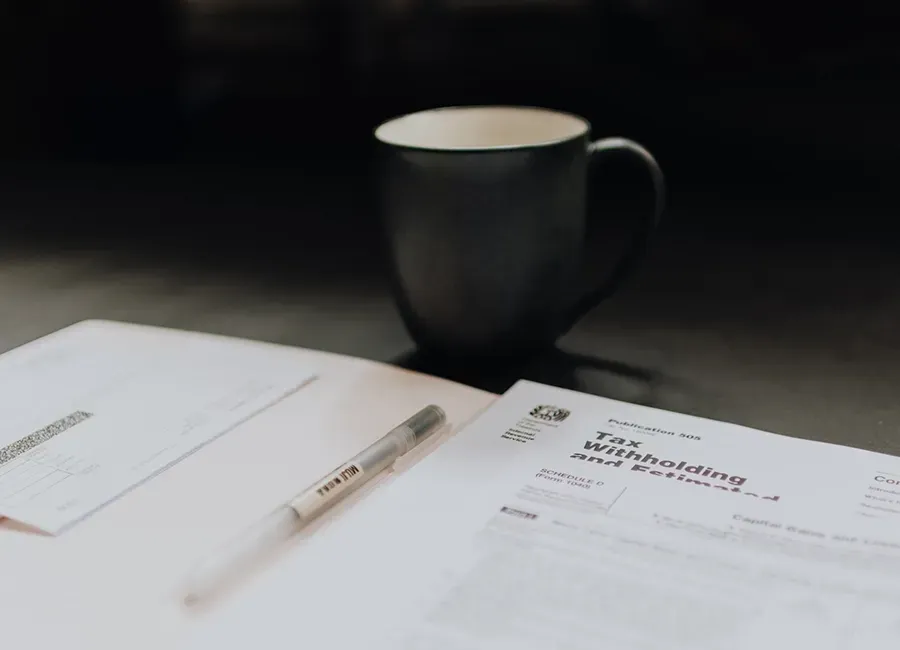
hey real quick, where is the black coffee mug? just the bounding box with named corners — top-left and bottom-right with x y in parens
top-left (376, 106), bottom-right (665, 361)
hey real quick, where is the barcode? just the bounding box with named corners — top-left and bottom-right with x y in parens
top-left (500, 506), bottom-right (538, 520)
top-left (316, 463), bottom-right (362, 496)
top-left (0, 411), bottom-right (93, 467)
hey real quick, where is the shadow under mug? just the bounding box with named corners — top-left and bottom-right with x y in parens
top-left (376, 106), bottom-right (665, 361)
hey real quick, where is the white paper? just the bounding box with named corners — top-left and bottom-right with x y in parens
top-left (0, 321), bottom-right (317, 534)
top-left (186, 380), bottom-right (900, 649)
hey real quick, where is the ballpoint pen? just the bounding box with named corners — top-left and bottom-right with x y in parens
top-left (183, 404), bottom-right (446, 604)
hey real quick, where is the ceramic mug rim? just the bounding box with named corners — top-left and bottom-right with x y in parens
top-left (374, 105), bottom-right (591, 153)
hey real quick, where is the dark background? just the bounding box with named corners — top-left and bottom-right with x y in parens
top-left (3, 0), bottom-right (899, 273)
top-left (2, 1), bottom-right (898, 276)
top-left (4, 1), bottom-right (898, 182)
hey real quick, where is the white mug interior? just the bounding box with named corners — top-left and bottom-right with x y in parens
top-left (374, 106), bottom-right (590, 151)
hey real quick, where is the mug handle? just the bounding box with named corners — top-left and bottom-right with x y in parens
top-left (566, 137), bottom-right (666, 327)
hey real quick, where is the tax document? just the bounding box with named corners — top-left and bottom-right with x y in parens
top-left (0, 321), bottom-right (316, 534)
top-left (187, 380), bottom-right (900, 650)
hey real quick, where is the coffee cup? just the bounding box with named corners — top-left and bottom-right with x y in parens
top-left (376, 105), bottom-right (665, 361)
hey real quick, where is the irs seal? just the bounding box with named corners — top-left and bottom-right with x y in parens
top-left (529, 405), bottom-right (570, 423)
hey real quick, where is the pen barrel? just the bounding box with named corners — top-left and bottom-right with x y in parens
top-left (184, 406), bottom-right (445, 603)
top-left (288, 428), bottom-right (409, 521)
top-left (288, 405), bottom-right (446, 522)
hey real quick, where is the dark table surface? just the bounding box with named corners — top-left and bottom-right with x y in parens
top-left (0, 159), bottom-right (897, 457)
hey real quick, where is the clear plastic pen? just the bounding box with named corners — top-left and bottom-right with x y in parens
top-left (183, 404), bottom-right (446, 604)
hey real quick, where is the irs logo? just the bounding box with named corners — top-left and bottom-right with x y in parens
top-left (529, 405), bottom-right (570, 423)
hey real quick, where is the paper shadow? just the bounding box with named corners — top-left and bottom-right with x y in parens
top-left (393, 346), bottom-right (673, 408)
top-left (0, 517), bottom-right (52, 536)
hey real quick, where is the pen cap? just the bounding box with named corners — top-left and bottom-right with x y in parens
top-left (403, 405), bottom-right (447, 445)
